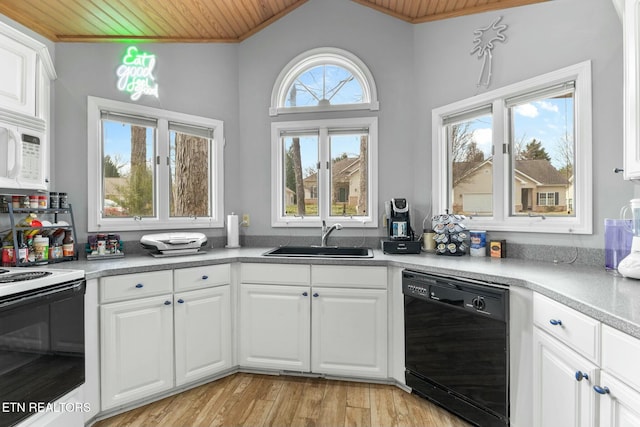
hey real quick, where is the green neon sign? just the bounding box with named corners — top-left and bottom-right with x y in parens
top-left (116, 46), bottom-right (159, 101)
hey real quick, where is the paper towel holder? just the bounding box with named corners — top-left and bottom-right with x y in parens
top-left (225, 212), bottom-right (241, 249)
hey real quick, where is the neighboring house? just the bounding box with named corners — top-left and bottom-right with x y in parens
top-left (103, 177), bottom-right (129, 202)
top-left (285, 187), bottom-right (295, 207)
top-left (453, 158), bottom-right (571, 215)
top-left (302, 156), bottom-right (362, 207)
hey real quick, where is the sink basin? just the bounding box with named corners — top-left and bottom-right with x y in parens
top-left (263, 246), bottom-right (373, 258)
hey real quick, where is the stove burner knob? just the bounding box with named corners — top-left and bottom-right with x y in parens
top-left (472, 296), bottom-right (485, 311)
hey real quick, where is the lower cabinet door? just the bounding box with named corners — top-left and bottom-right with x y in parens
top-left (100, 294), bottom-right (174, 410)
top-left (239, 283), bottom-right (310, 371)
top-left (311, 287), bottom-right (387, 378)
top-left (533, 328), bottom-right (598, 427)
top-left (598, 371), bottom-right (640, 427)
top-left (174, 285), bottom-right (231, 386)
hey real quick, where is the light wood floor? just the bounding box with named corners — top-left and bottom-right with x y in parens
top-left (94, 373), bottom-right (472, 427)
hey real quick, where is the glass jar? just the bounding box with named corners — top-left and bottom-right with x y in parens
top-left (29, 195), bottom-right (39, 209)
top-left (38, 194), bottom-right (47, 209)
top-left (49, 192), bottom-right (59, 209)
top-left (59, 192), bottom-right (69, 209)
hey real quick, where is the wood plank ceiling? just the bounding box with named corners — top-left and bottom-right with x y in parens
top-left (0, 0), bottom-right (549, 43)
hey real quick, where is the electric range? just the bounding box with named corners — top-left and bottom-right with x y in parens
top-left (0, 266), bottom-right (85, 297)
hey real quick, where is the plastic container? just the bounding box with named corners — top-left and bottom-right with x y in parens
top-left (605, 219), bottom-right (633, 270)
top-left (33, 235), bottom-right (49, 261)
top-left (470, 230), bottom-right (487, 257)
top-left (29, 195), bottom-right (39, 209)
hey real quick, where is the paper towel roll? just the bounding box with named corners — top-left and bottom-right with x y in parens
top-left (226, 214), bottom-right (240, 248)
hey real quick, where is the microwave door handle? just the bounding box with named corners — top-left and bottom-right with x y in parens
top-left (7, 129), bottom-right (21, 179)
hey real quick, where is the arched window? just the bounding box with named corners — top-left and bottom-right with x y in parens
top-left (269, 47), bottom-right (379, 116)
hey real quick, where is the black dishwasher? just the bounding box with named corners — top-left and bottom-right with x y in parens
top-left (403, 270), bottom-right (509, 427)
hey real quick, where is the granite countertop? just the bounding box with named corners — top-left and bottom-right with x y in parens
top-left (57, 247), bottom-right (640, 340)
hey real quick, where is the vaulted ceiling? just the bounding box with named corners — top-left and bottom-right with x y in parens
top-left (0, 0), bottom-right (549, 43)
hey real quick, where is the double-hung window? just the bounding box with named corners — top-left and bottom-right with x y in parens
top-left (87, 96), bottom-right (224, 231)
top-left (271, 117), bottom-right (378, 227)
top-left (432, 61), bottom-right (592, 234)
top-left (270, 48), bottom-right (379, 228)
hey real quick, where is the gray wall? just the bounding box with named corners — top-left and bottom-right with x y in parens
top-left (53, 43), bottom-right (239, 242)
top-left (237, 0), bottom-right (415, 240)
top-left (412, 0), bottom-right (631, 248)
top-left (3, 0), bottom-right (628, 250)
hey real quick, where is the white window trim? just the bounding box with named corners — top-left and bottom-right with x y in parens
top-left (269, 47), bottom-right (380, 116)
top-left (432, 60), bottom-right (592, 234)
top-left (87, 96), bottom-right (224, 232)
top-left (271, 117), bottom-right (378, 228)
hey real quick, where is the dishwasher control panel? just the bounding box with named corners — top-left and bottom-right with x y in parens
top-left (402, 269), bottom-right (508, 321)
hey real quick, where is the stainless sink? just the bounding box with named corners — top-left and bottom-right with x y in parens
top-left (262, 246), bottom-right (373, 258)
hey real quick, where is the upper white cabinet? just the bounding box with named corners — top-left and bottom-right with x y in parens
top-left (0, 21), bottom-right (56, 119)
top-left (623, 0), bottom-right (640, 179)
top-left (0, 32), bottom-right (36, 116)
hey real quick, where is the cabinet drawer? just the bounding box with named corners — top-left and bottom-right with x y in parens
top-left (533, 293), bottom-right (600, 363)
top-left (174, 264), bottom-right (230, 292)
top-left (241, 263), bottom-right (310, 285)
top-left (602, 325), bottom-right (640, 391)
top-left (311, 265), bottom-right (387, 289)
top-left (100, 270), bottom-right (173, 303)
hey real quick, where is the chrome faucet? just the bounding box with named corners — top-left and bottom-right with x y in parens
top-left (321, 220), bottom-right (343, 246)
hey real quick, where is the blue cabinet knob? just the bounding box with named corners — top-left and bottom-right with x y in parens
top-left (178, 299), bottom-right (185, 304)
top-left (164, 301), bottom-right (171, 305)
top-left (135, 284), bottom-right (144, 288)
top-left (202, 275), bottom-right (208, 280)
top-left (549, 319), bottom-right (562, 326)
top-left (313, 293), bottom-right (319, 297)
top-left (575, 371), bottom-right (589, 382)
top-left (302, 292), bottom-right (308, 296)
top-left (593, 385), bottom-right (610, 395)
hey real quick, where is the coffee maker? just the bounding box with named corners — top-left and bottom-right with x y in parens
top-left (388, 198), bottom-right (412, 240)
top-left (381, 198), bottom-right (421, 254)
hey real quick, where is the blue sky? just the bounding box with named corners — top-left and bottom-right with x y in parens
top-left (470, 96), bottom-right (574, 169)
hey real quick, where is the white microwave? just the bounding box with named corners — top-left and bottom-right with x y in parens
top-left (0, 122), bottom-right (47, 190)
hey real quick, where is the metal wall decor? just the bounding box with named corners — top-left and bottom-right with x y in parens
top-left (470, 16), bottom-right (508, 88)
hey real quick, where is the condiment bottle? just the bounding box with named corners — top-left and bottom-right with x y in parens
top-left (16, 231), bottom-right (28, 264)
top-left (62, 230), bottom-right (74, 257)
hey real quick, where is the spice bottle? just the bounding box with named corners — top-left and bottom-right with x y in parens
top-left (49, 192), bottom-right (59, 209)
top-left (59, 193), bottom-right (69, 209)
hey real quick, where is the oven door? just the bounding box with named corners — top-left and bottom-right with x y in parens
top-left (0, 279), bottom-right (85, 427)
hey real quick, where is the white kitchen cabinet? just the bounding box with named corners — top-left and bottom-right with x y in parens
top-left (239, 283), bottom-right (311, 371)
top-left (100, 265), bottom-right (232, 410)
top-left (533, 293), bottom-right (640, 427)
top-left (238, 263), bottom-right (388, 379)
top-left (532, 293), bottom-right (600, 427)
top-left (100, 294), bottom-right (175, 410)
top-left (596, 325), bottom-right (640, 426)
top-left (0, 21), bottom-right (56, 119)
top-left (174, 285), bottom-right (231, 386)
top-left (532, 327), bottom-right (598, 427)
top-left (0, 30), bottom-right (36, 116)
top-left (623, 0), bottom-right (640, 179)
top-left (311, 286), bottom-right (387, 378)
top-left (597, 371), bottom-right (640, 427)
